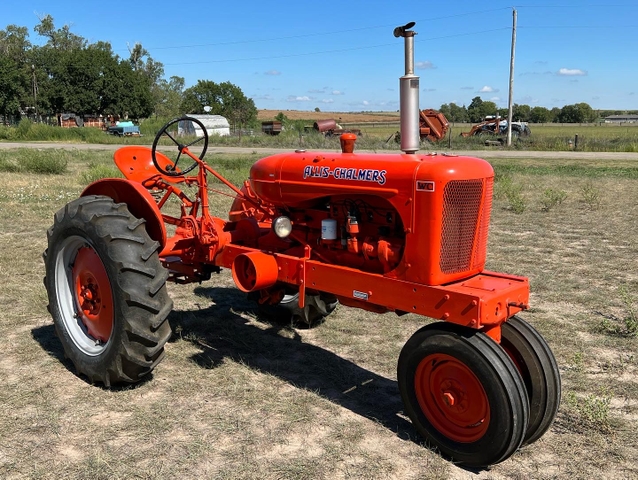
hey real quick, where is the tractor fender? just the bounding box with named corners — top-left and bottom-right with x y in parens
top-left (82, 178), bottom-right (166, 249)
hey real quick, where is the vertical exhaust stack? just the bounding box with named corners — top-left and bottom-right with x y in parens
top-left (394, 22), bottom-right (419, 154)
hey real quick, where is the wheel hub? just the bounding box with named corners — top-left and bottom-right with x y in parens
top-left (415, 353), bottom-right (490, 443)
top-left (72, 246), bottom-right (113, 343)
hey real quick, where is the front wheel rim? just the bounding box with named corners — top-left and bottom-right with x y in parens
top-left (54, 236), bottom-right (113, 356)
top-left (415, 353), bottom-right (490, 443)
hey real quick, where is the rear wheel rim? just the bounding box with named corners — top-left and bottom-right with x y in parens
top-left (54, 236), bottom-right (113, 356)
top-left (415, 353), bottom-right (490, 443)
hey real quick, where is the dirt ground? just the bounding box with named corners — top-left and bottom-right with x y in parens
top-left (0, 148), bottom-right (637, 479)
top-left (257, 109), bottom-right (400, 123)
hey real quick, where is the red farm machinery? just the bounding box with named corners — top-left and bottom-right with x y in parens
top-left (43, 22), bottom-right (559, 468)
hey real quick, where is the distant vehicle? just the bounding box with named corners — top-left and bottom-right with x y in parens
top-left (387, 109), bottom-right (450, 144)
top-left (262, 121), bottom-right (283, 135)
top-left (461, 116), bottom-right (531, 139)
top-left (106, 121), bottom-right (141, 137)
top-left (312, 119), bottom-right (362, 137)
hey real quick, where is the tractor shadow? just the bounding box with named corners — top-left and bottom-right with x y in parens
top-left (169, 285), bottom-right (416, 439)
top-left (167, 284), bottom-right (494, 473)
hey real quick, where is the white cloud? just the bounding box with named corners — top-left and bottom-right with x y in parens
top-left (308, 89), bottom-right (325, 93)
top-left (264, 70), bottom-right (281, 76)
top-left (479, 85), bottom-right (498, 93)
top-left (321, 98), bottom-right (334, 104)
top-left (362, 100), bottom-right (370, 106)
top-left (287, 95), bottom-right (312, 102)
top-left (558, 68), bottom-right (587, 76)
top-left (332, 90), bottom-right (344, 95)
top-left (416, 61), bottom-right (436, 70)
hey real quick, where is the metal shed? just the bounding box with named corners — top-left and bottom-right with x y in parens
top-left (178, 114), bottom-right (230, 137)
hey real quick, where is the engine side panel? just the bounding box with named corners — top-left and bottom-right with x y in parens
top-left (249, 152), bottom-right (494, 286)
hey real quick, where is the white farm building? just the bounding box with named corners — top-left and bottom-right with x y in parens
top-left (178, 114), bottom-right (230, 137)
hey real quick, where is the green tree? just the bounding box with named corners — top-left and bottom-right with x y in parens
top-left (0, 25), bottom-right (31, 117)
top-left (439, 103), bottom-right (468, 122)
top-left (34, 14), bottom-right (86, 50)
top-left (438, 103), bottom-right (451, 119)
top-left (512, 104), bottom-right (531, 122)
top-left (467, 97), bottom-right (497, 122)
top-left (575, 102), bottom-right (596, 123)
top-left (181, 80), bottom-right (257, 125)
top-left (449, 103), bottom-right (468, 122)
top-left (128, 43), bottom-right (164, 84)
top-left (274, 112), bottom-right (289, 123)
top-left (153, 76), bottom-right (185, 118)
top-left (549, 107), bottom-right (561, 123)
top-left (529, 106), bottom-right (551, 123)
top-left (0, 55), bottom-right (26, 117)
top-left (467, 96), bottom-right (484, 122)
top-left (558, 103), bottom-right (595, 123)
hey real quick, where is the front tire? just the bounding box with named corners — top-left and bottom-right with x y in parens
top-left (43, 195), bottom-right (172, 386)
top-left (398, 323), bottom-right (529, 467)
top-left (501, 316), bottom-right (561, 445)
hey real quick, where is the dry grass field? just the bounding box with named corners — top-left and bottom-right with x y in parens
top-left (0, 148), bottom-right (637, 479)
top-left (257, 109), bottom-right (400, 123)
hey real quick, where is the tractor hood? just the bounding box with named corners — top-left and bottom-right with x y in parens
top-left (249, 150), bottom-right (494, 208)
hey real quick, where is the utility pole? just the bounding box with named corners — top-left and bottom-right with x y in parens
top-left (32, 64), bottom-right (39, 122)
top-left (506, 9), bottom-right (517, 146)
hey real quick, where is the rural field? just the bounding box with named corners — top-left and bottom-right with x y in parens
top-left (0, 146), bottom-right (637, 479)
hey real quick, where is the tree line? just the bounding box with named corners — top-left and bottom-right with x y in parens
top-left (0, 17), bottom-right (257, 125)
top-left (439, 96), bottom-right (637, 124)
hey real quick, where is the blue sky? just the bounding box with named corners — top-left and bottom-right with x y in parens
top-left (5, 1), bottom-right (638, 111)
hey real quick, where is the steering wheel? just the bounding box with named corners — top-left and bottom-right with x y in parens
top-left (151, 116), bottom-right (209, 176)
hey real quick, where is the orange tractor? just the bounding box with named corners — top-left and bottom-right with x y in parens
top-left (43, 22), bottom-right (559, 468)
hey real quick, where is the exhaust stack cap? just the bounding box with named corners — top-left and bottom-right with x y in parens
top-left (393, 22), bottom-right (416, 38)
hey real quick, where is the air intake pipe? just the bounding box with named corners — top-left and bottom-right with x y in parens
top-left (394, 22), bottom-right (419, 154)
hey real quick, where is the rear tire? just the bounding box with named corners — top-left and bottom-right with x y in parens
top-left (43, 195), bottom-right (172, 386)
top-left (252, 287), bottom-right (338, 328)
top-left (398, 323), bottom-right (529, 467)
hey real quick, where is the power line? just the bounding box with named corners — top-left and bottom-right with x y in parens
top-left (134, 8), bottom-right (511, 52)
top-left (515, 4), bottom-right (636, 8)
top-left (519, 25), bottom-right (638, 28)
top-left (162, 28), bottom-right (511, 66)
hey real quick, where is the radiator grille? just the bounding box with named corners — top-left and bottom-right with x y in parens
top-left (440, 179), bottom-right (491, 274)
top-left (472, 179), bottom-right (493, 270)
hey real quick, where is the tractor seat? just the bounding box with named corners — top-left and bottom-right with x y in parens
top-left (114, 146), bottom-right (185, 184)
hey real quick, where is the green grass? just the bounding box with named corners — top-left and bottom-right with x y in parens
top-left (491, 160), bottom-right (638, 178)
top-left (0, 148), bottom-right (69, 174)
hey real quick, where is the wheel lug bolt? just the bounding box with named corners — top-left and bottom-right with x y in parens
top-left (442, 391), bottom-right (456, 406)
